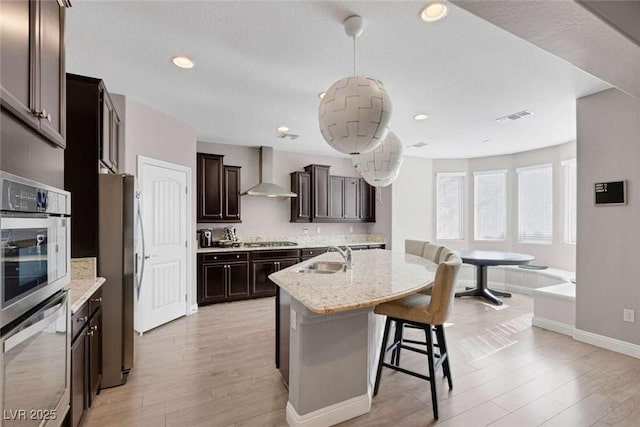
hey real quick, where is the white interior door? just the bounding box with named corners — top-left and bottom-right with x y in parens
top-left (136, 157), bottom-right (189, 333)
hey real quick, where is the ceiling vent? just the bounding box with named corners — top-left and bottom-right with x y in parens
top-left (276, 133), bottom-right (300, 140)
top-left (408, 142), bottom-right (428, 148)
top-left (495, 110), bottom-right (534, 123)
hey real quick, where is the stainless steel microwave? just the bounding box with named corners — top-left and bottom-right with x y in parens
top-left (0, 172), bottom-right (71, 329)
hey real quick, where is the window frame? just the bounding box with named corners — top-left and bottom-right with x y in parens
top-left (562, 158), bottom-right (577, 246)
top-left (435, 172), bottom-right (465, 241)
top-left (473, 169), bottom-right (507, 242)
top-left (516, 163), bottom-right (553, 245)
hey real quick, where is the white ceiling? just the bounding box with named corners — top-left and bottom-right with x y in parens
top-left (65, 1), bottom-right (611, 159)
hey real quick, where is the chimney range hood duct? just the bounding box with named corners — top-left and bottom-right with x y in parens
top-left (241, 146), bottom-right (297, 198)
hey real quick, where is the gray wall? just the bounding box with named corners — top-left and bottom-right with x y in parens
top-left (576, 88), bottom-right (640, 345)
top-left (113, 94), bottom-right (198, 309)
top-left (196, 141), bottom-right (377, 239)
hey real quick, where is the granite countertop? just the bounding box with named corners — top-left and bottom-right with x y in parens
top-left (196, 241), bottom-right (386, 254)
top-left (269, 250), bottom-right (437, 314)
top-left (66, 277), bottom-right (106, 314)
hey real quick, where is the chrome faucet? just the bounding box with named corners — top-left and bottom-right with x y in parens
top-left (330, 245), bottom-right (352, 269)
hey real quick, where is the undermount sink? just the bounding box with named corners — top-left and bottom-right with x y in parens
top-left (295, 261), bottom-right (346, 274)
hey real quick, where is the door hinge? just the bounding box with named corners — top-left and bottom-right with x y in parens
top-left (185, 293), bottom-right (188, 302)
top-left (185, 186), bottom-right (188, 194)
top-left (185, 240), bottom-right (188, 248)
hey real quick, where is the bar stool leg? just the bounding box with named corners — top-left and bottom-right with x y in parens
top-left (392, 321), bottom-right (404, 366)
top-left (374, 317), bottom-right (392, 397)
top-left (436, 325), bottom-right (453, 390)
top-left (425, 325), bottom-right (439, 420)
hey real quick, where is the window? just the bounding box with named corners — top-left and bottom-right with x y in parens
top-left (517, 164), bottom-right (553, 244)
top-left (563, 159), bottom-right (577, 245)
top-left (474, 170), bottom-right (507, 241)
top-left (436, 173), bottom-right (464, 240)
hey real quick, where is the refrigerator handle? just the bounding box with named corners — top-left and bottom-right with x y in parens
top-left (136, 206), bottom-right (146, 301)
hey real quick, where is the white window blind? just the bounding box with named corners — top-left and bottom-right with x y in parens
top-left (517, 164), bottom-right (553, 244)
top-left (474, 170), bottom-right (507, 241)
top-left (563, 159), bottom-right (577, 245)
top-left (436, 173), bottom-right (464, 240)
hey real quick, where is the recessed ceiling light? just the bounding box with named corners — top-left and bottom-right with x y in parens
top-left (420, 2), bottom-right (449, 22)
top-left (413, 113), bottom-right (429, 121)
top-left (277, 126), bottom-right (290, 133)
top-left (319, 92), bottom-right (326, 99)
top-left (172, 56), bottom-right (194, 69)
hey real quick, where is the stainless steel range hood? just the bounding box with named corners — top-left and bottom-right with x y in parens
top-left (241, 146), bottom-right (297, 198)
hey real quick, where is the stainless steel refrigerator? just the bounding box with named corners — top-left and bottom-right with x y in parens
top-left (98, 173), bottom-right (135, 388)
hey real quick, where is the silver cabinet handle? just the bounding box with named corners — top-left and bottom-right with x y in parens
top-left (90, 297), bottom-right (102, 303)
top-left (91, 325), bottom-right (98, 332)
top-left (87, 330), bottom-right (94, 337)
top-left (33, 109), bottom-right (51, 121)
top-left (144, 255), bottom-right (157, 259)
top-left (77, 316), bottom-right (88, 322)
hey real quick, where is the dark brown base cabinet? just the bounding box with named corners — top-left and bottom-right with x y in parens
top-left (198, 252), bottom-right (251, 305)
top-left (69, 287), bottom-right (103, 427)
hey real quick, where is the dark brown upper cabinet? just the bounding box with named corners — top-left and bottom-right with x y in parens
top-left (0, 0), bottom-right (69, 148)
top-left (305, 164), bottom-right (331, 221)
top-left (197, 153), bottom-right (242, 223)
top-left (291, 165), bottom-right (375, 223)
top-left (290, 171), bottom-right (311, 223)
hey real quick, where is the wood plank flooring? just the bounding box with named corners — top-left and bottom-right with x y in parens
top-left (84, 294), bottom-right (640, 427)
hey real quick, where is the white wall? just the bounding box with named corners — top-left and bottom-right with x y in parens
top-left (113, 95), bottom-right (199, 309)
top-left (432, 141), bottom-right (577, 271)
top-left (576, 88), bottom-right (640, 346)
top-left (197, 141), bottom-right (378, 240)
top-left (391, 157), bottom-right (434, 251)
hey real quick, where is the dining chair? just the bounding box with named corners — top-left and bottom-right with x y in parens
top-left (422, 243), bottom-right (444, 263)
top-left (405, 239), bottom-right (428, 256)
top-left (373, 256), bottom-right (462, 420)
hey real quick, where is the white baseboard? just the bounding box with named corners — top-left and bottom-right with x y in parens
top-left (189, 303), bottom-right (198, 315)
top-left (285, 394), bottom-right (371, 427)
top-left (573, 329), bottom-right (640, 360)
top-left (532, 316), bottom-right (574, 337)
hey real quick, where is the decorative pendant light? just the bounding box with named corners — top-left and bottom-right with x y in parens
top-left (318, 15), bottom-right (392, 155)
top-left (352, 131), bottom-right (404, 187)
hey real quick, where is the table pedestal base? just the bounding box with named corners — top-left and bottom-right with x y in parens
top-left (455, 265), bottom-right (512, 305)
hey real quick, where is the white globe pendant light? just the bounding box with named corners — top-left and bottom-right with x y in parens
top-left (352, 131), bottom-right (404, 187)
top-left (318, 15), bottom-right (392, 155)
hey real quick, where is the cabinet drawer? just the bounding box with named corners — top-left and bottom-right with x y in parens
top-left (88, 287), bottom-right (103, 316)
top-left (251, 249), bottom-right (301, 261)
top-left (300, 247), bottom-right (329, 257)
top-left (201, 252), bottom-right (249, 263)
top-left (72, 303), bottom-right (89, 342)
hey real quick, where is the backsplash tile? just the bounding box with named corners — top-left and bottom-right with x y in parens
top-left (71, 257), bottom-right (97, 280)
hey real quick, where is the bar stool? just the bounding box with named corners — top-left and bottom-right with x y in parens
top-left (405, 239), bottom-right (428, 256)
top-left (373, 257), bottom-right (462, 420)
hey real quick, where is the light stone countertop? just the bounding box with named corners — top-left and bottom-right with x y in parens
top-left (196, 241), bottom-right (386, 254)
top-left (269, 249), bottom-right (437, 314)
top-left (66, 277), bottom-right (106, 314)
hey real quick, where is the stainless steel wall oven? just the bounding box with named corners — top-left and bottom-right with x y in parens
top-left (0, 172), bottom-right (71, 426)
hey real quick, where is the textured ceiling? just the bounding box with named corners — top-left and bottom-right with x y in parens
top-left (65, 1), bottom-right (610, 159)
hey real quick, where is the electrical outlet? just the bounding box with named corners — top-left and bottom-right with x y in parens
top-left (316, 227), bottom-right (321, 234)
top-left (623, 309), bottom-right (635, 323)
top-left (290, 309), bottom-right (297, 330)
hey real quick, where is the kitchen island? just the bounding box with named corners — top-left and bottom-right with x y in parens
top-left (269, 249), bottom-right (436, 427)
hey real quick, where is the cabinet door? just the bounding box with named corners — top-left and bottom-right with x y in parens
top-left (88, 308), bottom-right (102, 407)
top-left (100, 92), bottom-right (113, 170)
top-left (197, 153), bottom-right (224, 222)
top-left (290, 172), bottom-right (311, 222)
top-left (344, 178), bottom-right (359, 219)
top-left (110, 109), bottom-right (120, 172)
top-left (70, 328), bottom-right (87, 427)
top-left (223, 166), bottom-right (241, 221)
top-left (199, 263), bottom-right (226, 304)
top-left (0, 0), bottom-right (38, 129)
top-left (330, 176), bottom-right (345, 219)
top-left (251, 260), bottom-right (279, 296)
top-left (359, 179), bottom-right (376, 222)
top-left (227, 261), bottom-right (249, 298)
top-left (37, 0), bottom-right (65, 147)
top-left (306, 165), bottom-right (331, 220)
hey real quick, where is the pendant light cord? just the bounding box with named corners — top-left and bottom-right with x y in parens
top-left (353, 36), bottom-right (356, 76)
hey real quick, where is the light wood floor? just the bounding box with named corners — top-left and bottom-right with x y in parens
top-left (84, 294), bottom-right (640, 427)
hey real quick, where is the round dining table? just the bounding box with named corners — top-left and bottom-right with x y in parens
top-left (454, 250), bottom-right (535, 305)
